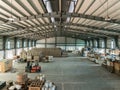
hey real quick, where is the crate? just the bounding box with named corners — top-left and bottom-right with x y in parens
top-left (28, 80), bottom-right (44, 90)
top-left (0, 59), bottom-right (12, 72)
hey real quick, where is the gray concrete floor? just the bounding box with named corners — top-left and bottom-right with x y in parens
top-left (0, 57), bottom-right (120, 90)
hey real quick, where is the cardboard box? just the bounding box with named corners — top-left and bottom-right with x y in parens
top-left (0, 59), bottom-right (12, 72)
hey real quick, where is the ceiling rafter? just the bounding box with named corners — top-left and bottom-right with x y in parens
top-left (1, 12), bottom-right (120, 25)
top-left (66, 27), bottom-right (117, 37)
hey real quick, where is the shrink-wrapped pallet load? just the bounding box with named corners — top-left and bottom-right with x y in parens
top-left (20, 50), bottom-right (27, 60)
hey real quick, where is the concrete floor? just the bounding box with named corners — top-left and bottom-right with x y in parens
top-left (0, 57), bottom-right (120, 90)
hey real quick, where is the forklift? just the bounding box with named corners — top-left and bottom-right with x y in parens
top-left (25, 60), bottom-right (41, 73)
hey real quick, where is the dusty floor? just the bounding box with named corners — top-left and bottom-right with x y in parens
top-left (0, 57), bottom-right (120, 90)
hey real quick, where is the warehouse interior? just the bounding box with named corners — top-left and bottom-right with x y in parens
top-left (0, 0), bottom-right (120, 90)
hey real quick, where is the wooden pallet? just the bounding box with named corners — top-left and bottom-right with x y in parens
top-left (28, 80), bottom-right (44, 90)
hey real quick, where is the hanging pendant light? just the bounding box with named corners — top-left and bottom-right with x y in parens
top-left (105, 0), bottom-right (111, 21)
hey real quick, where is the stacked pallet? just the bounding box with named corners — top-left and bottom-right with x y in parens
top-left (27, 50), bottom-right (33, 61)
top-left (20, 50), bottom-right (27, 60)
top-left (32, 48), bottom-right (62, 57)
top-left (28, 80), bottom-right (44, 90)
top-left (0, 59), bottom-right (12, 73)
top-left (27, 49), bottom-right (43, 61)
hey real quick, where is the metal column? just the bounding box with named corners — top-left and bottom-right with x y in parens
top-left (75, 36), bottom-right (77, 50)
top-left (3, 36), bottom-right (7, 59)
top-left (114, 36), bottom-right (119, 48)
top-left (97, 39), bottom-right (100, 48)
top-left (92, 39), bottom-right (94, 48)
top-left (22, 38), bottom-right (24, 49)
top-left (65, 36), bottom-right (67, 51)
top-left (34, 40), bottom-right (36, 47)
top-left (27, 39), bottom-right (29, 50)
top-left (104, 37), bottom-right (107, 53)
top-left (14, 37), bottom-right (17, 55)
top-left (88, 40), bottom-right (90, 47)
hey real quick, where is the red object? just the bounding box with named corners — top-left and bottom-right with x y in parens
top-left (31, 69), bottom-right (36, 73)
top-left (32, 66), bottom-right (41, 70)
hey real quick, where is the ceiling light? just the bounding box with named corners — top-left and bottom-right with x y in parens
top-left (105, 15), bottom-right (111, 21)
top-left (7, 17), bottom-right (14, 21)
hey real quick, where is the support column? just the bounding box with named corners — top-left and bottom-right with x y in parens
top-left (45, 36), bottom-right (47, 48)
top-left (55, 37), bottom-right (57, 48)
top-left (75, 36), bottom-right (77, 50)
top-left (27, 39), bottom-right (29, 50)
top-left (88, 40), bottom-right (90, 47)
top-left (97, 38), bottom-right (100, 48)
top-left (104, 37), bottom-right (107, 53)
top-left (65, 36), bottom-right (67, 51)
top-left (114, 36), bottom-right (119, 48)
top-left (34, 40), bottom-right (36, 47)
top-left (14, 37), bottom-right (17, 55)
top-left (92, 39), bottom-right (94, 48)
top-left (22, 38), bottom-right (24, 49)
top-left (3, 36), bottom-right (7, 59)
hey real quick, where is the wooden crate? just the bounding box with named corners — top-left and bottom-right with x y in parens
top-left (28, 80), bottom-right (44, 90)
top-left (0, 59), bottom-right (12, 72)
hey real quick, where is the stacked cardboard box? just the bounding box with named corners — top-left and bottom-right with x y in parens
top-left (32, 48), bottom-right (62, 57)
top-left (16, 72), bottom-right (28, 84)
top-left (20, 50), bottom-right (27, 60)
top-left (0, 59), bottom-right (12, 72)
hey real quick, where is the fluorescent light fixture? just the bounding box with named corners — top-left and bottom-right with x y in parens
top-left (66, 0), bottom-right (77, 22)
top-left (7, 17), bottom-right (14, 21)
top-left (43, 0), bottom-right (55, 23)
top-left (105, 16), bottom-right (111, 21)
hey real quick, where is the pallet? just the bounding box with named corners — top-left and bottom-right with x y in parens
top-left (28, 80), bottom-right (44, 90)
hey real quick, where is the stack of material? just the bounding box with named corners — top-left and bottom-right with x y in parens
top-left (33, 48), bottom-right (62, 57)
top-left (62, 51), bottom-right (68, 57)
top-left (27, 50), bottom-right (33, 61)
top-left (42, 81), bottom-right (56, 90)
top-left (28, 80), bottom-right (44, 90)
top-left (20, 50), bottom-right (27, 60)
top-left (0, 59), bottom-right (12, 72)
top-left (27, 49), bottom-right (43, 61)
top-left (7, 72), bottom-right (28, 90)
top-left (32, 50), bottom-right (42, 61)
top-left (87, 53), bottom-right (95, 61)
top-left (42, 56), bottom-right (54, 63)
top-left (16, 72), bottom-right (28, 84)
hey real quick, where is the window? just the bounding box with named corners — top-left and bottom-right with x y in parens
top-left (29, 41), bottom-right (31, 47)
top-left (24, 41), bottom-right (26, 47)
top-left (17, 40), bottom-right (20, 48)
top-left (102, 41), bottom-right (104, 48)
top-left (32, 41), bottom-right (34, 47)
top-left (95, 40), bottom-right (98, 47)
top-left (8, 40), bottom-right (10, 49)
top-left (111, 40), bottom-right (114, 49)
